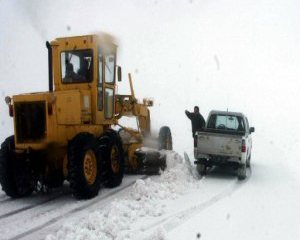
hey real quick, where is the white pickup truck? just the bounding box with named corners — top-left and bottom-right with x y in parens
top-left (194, 110), bottom-right (255, 180)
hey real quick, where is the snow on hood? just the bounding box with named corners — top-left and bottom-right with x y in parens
top-left (45, 151), bottom-right (199, 240)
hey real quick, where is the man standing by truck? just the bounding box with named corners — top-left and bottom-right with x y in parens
top-left (185, 106), bottom-right (206, 146)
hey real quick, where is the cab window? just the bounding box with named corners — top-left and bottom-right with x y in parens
top-left (104, 88), bottom-right (114, 119)
top-left (61, 49), bottom-right (93, 83)
top-left (97, 52), bottom-right (103, 110)
top-left (208, 114), bottom-right (245, 132)
top-left (104, 54), bottom-right (116, 83)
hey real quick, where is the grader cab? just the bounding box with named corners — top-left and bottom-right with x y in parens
top-left (0, 34), bottom-right (172, 199)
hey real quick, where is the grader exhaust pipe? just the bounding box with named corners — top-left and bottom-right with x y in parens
top-left (46, 41), bottom-right (53, 92)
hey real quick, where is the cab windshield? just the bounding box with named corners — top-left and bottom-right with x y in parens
top-left (104, 53), bottom-right (116, 84)
top-left (61, 49), bottom-right (93, 83)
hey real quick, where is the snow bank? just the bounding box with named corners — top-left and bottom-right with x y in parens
top-left (45, 151), bottom-right (199, 240)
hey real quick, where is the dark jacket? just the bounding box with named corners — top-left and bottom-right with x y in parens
top-left (185, 110), bottom-right (206, 137)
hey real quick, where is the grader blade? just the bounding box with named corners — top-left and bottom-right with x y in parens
top-left (134, 149), bottom-right (167, 175)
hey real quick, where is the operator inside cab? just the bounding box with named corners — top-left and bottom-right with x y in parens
top-left (61, 50), bottom-right (93, 83)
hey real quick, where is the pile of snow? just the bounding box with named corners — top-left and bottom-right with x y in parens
top-left (46, 151), bottom-right (199, 240)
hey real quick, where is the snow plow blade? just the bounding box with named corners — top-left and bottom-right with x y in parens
top-left (127, 149), bottom-right (167, 175)
top-left (184, 152), bottom-right (200, 179)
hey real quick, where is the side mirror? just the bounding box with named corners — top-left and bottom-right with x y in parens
top-left (249, 127), bottom-right (255, 133)
top-left (117, 66), bottom-right (122, 82)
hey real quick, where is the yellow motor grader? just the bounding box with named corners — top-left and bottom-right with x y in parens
top-left (0, 34), bottom-right (172, 199)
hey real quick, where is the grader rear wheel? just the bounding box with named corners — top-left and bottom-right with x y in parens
top-left (110, 145), bottom-right (120, 174)
top-left (44, 170), bottom-right (64, 188)
top-left (67, 133), bottom-right (102, 199)
top-left (0, 136), bottom-right (35, 198)
top-left (83, 150), bottom-right (97, 185)
top-left (99, 130), bottom-right (124, 188)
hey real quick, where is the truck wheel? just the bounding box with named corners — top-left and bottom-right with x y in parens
top-left (68, 133), bottom-right (102, 199)
top-left (0, 136), bottom-right (35, 198)
top-left (159, 126), bottom-right (172, 150)
top-left (246, 155), bottom-right (251, 168)
top-left (99, 130), bottom-right (124, 188)
top-left (196, 163), bottom-right (207, 176)
top-left (237, 163), bottom-right (247, 180)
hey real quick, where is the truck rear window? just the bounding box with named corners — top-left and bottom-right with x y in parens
top-left (207, 114), bottom-right (245, 132)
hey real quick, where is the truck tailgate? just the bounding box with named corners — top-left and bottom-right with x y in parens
top-left (196, 131), bottom-right (242, 157)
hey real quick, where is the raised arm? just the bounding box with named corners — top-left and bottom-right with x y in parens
top-left (185, 110), bottom-right (192, 119)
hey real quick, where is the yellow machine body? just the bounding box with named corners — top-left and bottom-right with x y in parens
top-left (1, 34), bottom-right (172, 200)
top-left (10, 34), bottom-right (151, 174)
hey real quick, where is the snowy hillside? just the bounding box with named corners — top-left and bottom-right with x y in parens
top-left (0, 0), bottom-right (300, 239)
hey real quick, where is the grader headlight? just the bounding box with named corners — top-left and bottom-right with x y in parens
top-left (5, 96), bottom-right (13, 117)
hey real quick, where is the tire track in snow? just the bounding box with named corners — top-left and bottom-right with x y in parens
top-left (146, 167), bottom-right (252, 235)
top-left (0, 197), bottom-right (10, 203)
top-left (0, 186), bottom-right (72, 220)
top-left (0, 193), bottom-right (64, 220)
top-left (0, 192), bottom-right (10, 203)
top-left (6, 175), bottom-right (147, 240)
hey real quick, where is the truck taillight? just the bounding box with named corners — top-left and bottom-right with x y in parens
top-left (241, 140), bottom-right (246, 153)
top-left (9, 104), bottom-right (14, 117)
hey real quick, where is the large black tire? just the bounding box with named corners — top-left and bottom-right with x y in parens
top-left (158, 126), bottom-right (173, 150)
top-left (0, 136), bottom-right (35, 198)
top-left (44, 170), bottom-right (65, 188)
top-left (67, 133), bottom-right (102, 199)
top-left (99, 130), bottom-right (124, 188)
top-left (237, 163), bottom-right (247, 180)
top-left (196, 163), bottom-right (207, 176)
top-left (246, 154), bottom-right (251, 168)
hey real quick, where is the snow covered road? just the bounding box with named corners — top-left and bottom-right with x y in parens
top-left (168, 137), bottom-right (300, 240)
top-left (47, 138), bottom-right (299, 240)
top-left (0, 151), bottom-right (245, 240)
top-left (0, 175), bottom-right (145, 240)
top-left (0, 138), bottom-right (299, 240)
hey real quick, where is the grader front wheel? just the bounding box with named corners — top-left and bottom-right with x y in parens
top-left (159, 126), bottom-right (173, 150)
